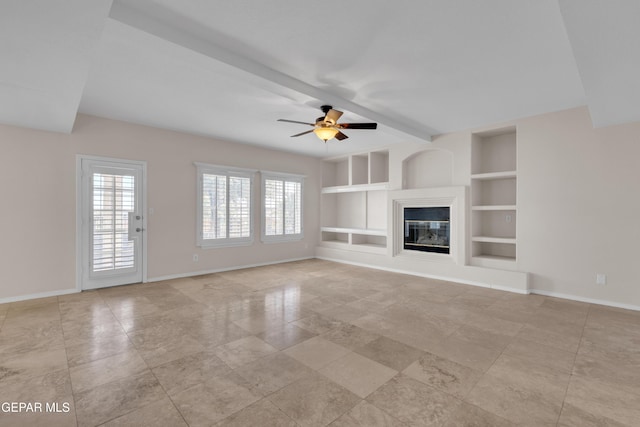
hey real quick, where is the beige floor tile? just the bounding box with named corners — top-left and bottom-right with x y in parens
top-left (0, 347), bottom-right (68, 382)
top-left (319, 352), bottom-right (397, 398)
top-left (234, 352), bottom-right (314, 396)
top-left (152, 350), bottom-right (232, 396)
top-left (443, 402), bottom-right (512, 427)
top-left (70, 349), bottom-right (147, 393)
top-left (517, 324), bottom-right (582, 353)
top-left (501, 337), bottom-right (576, 374)
top-left (283, 336), bottom-right (351, 370)
top-left (65, 330), bottom-right (134, 368)
top-left (213, 336), bottom-right (277, 368)
top-left (184, 318), bottom-right (252, 348)
top-left (564, 374), bottom-right (640, 426)
top-left (558, 402), bottom-right (629, 427)
top-left (105, 295), bottom-right (160, 320)
top-left (320, 304), bottom-right (368, 322)
top-left (257, 322), bottom-right (317, 350)
top-left (127, 324), bottom-right (205, 368)
top-left (367, 374), bottom-right (461, 426)
top-left (466, 373), bottom-right (562, 427)
top-left (354, 336), bottom-right (424, 371)
top-left (232, 313), bottom-right (288, 334)
top-left (463, 312), bottom-right (524, 336)
top-left (74, 371), bottom-right (166, 427)
top-left (0, 320), bottom-right (65, 354)
top-left (425, 334), bottom-right (502, 372)
top-left (101, 397), bottom-right (187, 427)
top-left (171, 372), bottom-right (261, 425)
top-left (118, 311), bottom-right (181, 333)
top-left (293, 313), bottom-right (349, 334)
top-left (268, 371), bottom-right (360, 427)
top-left (449, 292), bottom-right (498, 309)
top-left (7, 296), bottom-right (59, 311)
top-left (301, 296), bottom-right (345, 313)
top-left (403, 352), bottom-right (482, 399)
top-left (3, 304), bottom-right (61, 330)
top-left (581, 323), bottom-right (640, 353)
top-left (350, 313), bottom-right (402, 335)
top-left (216, 399), bottom-right (297, 426)
top-left (330, 401), bottom-right (406, 427)
top-left (345, 298), bottom-right (392, 314)
top-left (486, 353), bottom-right (570, 401)
top-left (449, 324), bottom-right (512, 351)
top-left (61, 314), bottom-right (126, 342)
top-left (0, 369), bottom-right (75, 427)
top-left (573, 341), bottom-right (640, 386)
top-left (5, 260), bottom-right (640, 426)
top-left (321, 323), bottom-right (380, 350)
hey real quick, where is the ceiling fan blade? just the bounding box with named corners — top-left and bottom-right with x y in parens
top-left (335, 131), bottom-right (349, 141)
top-left (339, 122), bottom-right (378, 130)
top-left (290, 130), bottom-right (314, 137)
top-left (278, 119), bottom-right (315, 126)
top-left (324, 109), bottom-right (343, 124)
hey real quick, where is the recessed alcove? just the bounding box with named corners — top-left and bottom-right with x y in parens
top-left (402, 149), bottom-right (453, 189)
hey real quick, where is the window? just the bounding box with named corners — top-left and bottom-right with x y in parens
top-left (262, 172), bottom-right (304, 243)
top-left (196, 163), bottom-right (255, 248)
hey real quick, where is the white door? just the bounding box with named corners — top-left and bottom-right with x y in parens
top-left (79, 157), bottom-right (145, 290)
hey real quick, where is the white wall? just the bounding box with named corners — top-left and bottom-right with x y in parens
top-left (0, 114), bottom-right (320, 301)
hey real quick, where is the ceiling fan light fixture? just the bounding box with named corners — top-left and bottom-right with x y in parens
top-left (313, 127), bottom-right (339, 142)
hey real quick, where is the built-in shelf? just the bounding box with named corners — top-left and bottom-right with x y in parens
top-left (471, 127), bottom-right (517, 264)
top-left (471, 205), bottom-right (517, 211)
top-left (470, 254), bottom-right (517, 269)
top-left (321, 226), bottom-right (386, 236)
top-left (321, 150), bottom-right (390, 253)
top-left (321, 183), bottom-right (389, 194)
top-left (470, 170), bottom-right (517, 180)
top-left (472, 236), bottom-right (516, 244)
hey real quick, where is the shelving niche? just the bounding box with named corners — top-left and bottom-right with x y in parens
top-left (471, 127), bottom-right (517, 267)
top-left (320, 150), bottom-right (389, 254)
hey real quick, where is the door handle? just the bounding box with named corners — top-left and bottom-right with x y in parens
top-left (136, 228), bottom-right (144, 232)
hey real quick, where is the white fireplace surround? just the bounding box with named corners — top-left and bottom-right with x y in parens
top-left (389, 186), bottom-right (468, 265)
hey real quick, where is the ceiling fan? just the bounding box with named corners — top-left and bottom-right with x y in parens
top-left (278, 105), bottom-right (378, 142)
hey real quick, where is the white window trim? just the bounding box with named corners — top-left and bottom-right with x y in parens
top-left (195, 162), bottom-right (256, 249)
top-left (261, 171), bottom-right (305, 244)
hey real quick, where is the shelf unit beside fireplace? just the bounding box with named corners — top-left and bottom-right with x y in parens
top-left (470, 127), bottom-right (518, 268)
top-left (320, 150), bottom-right (389, 254)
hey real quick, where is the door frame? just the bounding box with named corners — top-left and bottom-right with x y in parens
top-left (76, 154), bottom-right (148, 291)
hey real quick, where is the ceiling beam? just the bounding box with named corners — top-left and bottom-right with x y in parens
top-left (109, 1), bottom-right (434, 142)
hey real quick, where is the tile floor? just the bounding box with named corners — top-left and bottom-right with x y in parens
top-left (1, 259), bottom-right (639, 426)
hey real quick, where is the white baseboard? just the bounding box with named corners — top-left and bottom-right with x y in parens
top-left (0, 257), bottom-right (314, 304)
top-left (316, 256), bottom-right (529, 295)
top-left (4, 257), bottom-right (637, 312)
top-left (530, 289), bottom-right (640, 312)
top-left (0, 288), bottom-right (79, 305)
top-left (147, 256), bottom-right (315, 283)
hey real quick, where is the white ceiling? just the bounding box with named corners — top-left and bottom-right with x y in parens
top-left (2, 1), bottom-right (640, 157)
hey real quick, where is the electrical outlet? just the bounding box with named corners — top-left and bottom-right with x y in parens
top-left (596, 273), bottom-right (606, 285)
top-left (193, 254), bottom-right (199, 262)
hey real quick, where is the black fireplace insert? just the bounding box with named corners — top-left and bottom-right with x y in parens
top-left (404, 207), bottom-right (450, 254)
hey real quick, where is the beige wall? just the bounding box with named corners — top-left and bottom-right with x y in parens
top-left (0, 114), bottom-right (320, 301)
top-left (2, 107), bottom-right (639, 308)
top-left (517, 107), bottom-right (640, 307)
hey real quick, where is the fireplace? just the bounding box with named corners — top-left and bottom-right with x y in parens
top-left (404, 207), bottom-right (450, 254)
